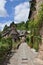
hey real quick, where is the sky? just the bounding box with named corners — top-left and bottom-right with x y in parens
top-left (0, 0), bottom-right (31, 30)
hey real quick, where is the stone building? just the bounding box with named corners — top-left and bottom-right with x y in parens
top-left (2, 24), bottom-right (19, 42)
top-left (2, 24), bottom-right (27, 42)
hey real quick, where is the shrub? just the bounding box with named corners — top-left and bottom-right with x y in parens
top-left (0, 32), bottom-right (2, 41)
top-left (0, 37), bottom-right (13, 64)
top-left (26, 36), bottom-right (29, 43)
top-left (26, 35), bottom-right (33, 48)
top-left (1, 38), bottom-right (6, 44)
top-left (0, 42), bottom-right (9, 63)
top-left (6, 37), bottom-right (12, 51)
top-left (33, 42), bottom-right (39, 52)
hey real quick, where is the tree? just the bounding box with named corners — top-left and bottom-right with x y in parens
top-left (16, 21), bottom-right (25, 30)
top-left (3, 25), bottom-right (8, 31)
top-left (0, 32), bottom-right (2, 41)
top-left (10, 22), bottom-right (15, 27)
top-left (25, 20), bottom-right (29, 30)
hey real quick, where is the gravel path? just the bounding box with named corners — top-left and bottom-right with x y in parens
top-left (7, 42), bottom-right (43, 65)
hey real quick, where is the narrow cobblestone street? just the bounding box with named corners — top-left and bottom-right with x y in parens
top-left (6, 42), bottom-right (43, 65)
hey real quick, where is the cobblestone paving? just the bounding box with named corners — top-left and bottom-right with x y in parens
top-left (17, 42), bottom-right (37, 65)
top-left (7, 42), bottom-right (43, 65)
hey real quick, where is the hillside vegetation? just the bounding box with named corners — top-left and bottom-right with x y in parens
top-left (0, 34), bottom-right (12, 64)
top-left (26, 4), bottom-right (43, 51)
top-left (0, 2), bottom-right (43, 64)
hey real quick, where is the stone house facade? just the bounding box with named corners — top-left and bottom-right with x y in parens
top-left (2, 25), bottom-right (19, 42)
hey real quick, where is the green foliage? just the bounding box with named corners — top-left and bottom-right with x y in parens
top-left (10, 22), bottom-right (16, 28)
top-left (0, 42), bottom-right (9, 63)
top-left (16, 21), bottom-right (25, 30)
top-left (6, 37), bottom-right (12, 51)
top-left (26, 34), bottom-right (41, 51)
top-left (0, 37), bottom-right (12, 63)
top-left (33, 42), bottom-right (39, 52)
top-left (26, 35), bottom-right (33, 48)
top-left (25, 20), bottom-right (29, 30)
top-left (0, 32), bottom-right (2, 41)
top-left (33, 35), bottom-right (41, 51)
top-left (3, 25), bottom-right (8, 31)
top-left (26, 35), bottom-right (29, 43)
top-left (1, 38), bottom-right (7, 44)
top-left (30, 0), bottom-right (36, 12)
top-left (27, 4), bottom-right (43, 33)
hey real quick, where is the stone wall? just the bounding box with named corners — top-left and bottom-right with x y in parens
top-left (36, 0), bottom-right (43, 60)
top-left (30, 0), bottom-right (43, 60)
top-left (36, 0), bottom-right (43, 14)
top-left (30, 0), bottom-right (43, 19)
top-left (38, 27), bottom-right (43, 60)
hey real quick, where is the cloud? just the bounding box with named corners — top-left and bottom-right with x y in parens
top-left (0, 0), bottom-right (8, 17)
top-left (0, 21), bottom-right (12, 31)
top-left (10, 0), bottom-right (13, 2)
top-left (14, 2), bottom-right (30, 23)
